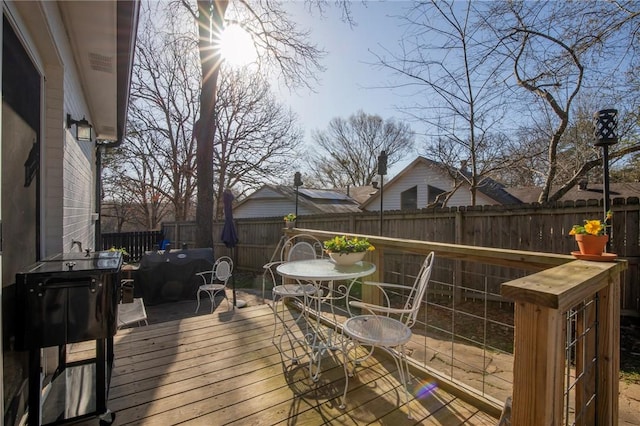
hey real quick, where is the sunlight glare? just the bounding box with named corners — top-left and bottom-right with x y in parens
top-left (219, 24), bottom-right (257, 67)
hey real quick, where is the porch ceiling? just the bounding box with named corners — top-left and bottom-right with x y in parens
top-left (58, 0), bottom-right (138, 142)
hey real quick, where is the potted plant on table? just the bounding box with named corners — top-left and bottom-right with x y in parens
top-left (284, 213), bottom-right (296, 229)
top-left (323, 235), bottom-right (375, 265)
top-left (569, 210), bottom-right (613, 256)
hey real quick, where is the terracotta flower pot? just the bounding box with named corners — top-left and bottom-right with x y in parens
top-left (575, 234), bottom-right (608, 255)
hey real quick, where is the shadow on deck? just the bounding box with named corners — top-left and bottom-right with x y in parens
top-left (69, 300), bottom-right (498, 425)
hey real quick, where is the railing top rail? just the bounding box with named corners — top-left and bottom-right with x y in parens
top-left (289, 228), bottom-right (573, 272)
top-left (502, 259), bottom-right (628, 310)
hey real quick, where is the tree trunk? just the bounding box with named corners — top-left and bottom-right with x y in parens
top-left (195, 0), bottom-right (228, 248)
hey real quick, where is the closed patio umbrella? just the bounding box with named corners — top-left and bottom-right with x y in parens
top-left (221, 189), bottom-right (244, 307)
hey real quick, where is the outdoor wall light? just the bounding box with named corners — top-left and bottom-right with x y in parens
top-left (67, 113), bottom-right (93, 142)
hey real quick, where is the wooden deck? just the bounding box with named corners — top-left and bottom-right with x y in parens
top-left (69, 304), bottom-right (497, 425)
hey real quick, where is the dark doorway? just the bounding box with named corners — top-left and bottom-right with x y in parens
top-left (2, 14), bottom-right (41, 426)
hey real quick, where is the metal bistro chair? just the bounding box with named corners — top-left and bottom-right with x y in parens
top-left (263, 234), bottom-right (324, 363)
top-left (195, 256), bottom-right (233, 313)
top-left (117, 279), bottom-right (148, 329)
top-left (339, 252), bottom-right (435, 420)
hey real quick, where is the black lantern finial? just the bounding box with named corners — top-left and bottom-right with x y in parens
top-left (593, 108), bottom-right (618, 252)
top-left (593, 109), bottom-right (618, 147)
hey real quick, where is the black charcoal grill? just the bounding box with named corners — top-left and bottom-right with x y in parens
top-left (15, 250), bottom-right (122, 425)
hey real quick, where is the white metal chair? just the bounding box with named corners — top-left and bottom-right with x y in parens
top-left (339, 252), bottom-right (435, 419)
top-left (195, 256), bottom-right (233, 313)
top-left (117, 279), bottom-right (148, 328)
top-left (263, 234), bottom-right (324, 363)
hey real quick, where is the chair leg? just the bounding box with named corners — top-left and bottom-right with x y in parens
top-left (271, 295), bottom-right (308, 364)
top-left (339, 339), bottom-right (357, 410)
top-left (209, 291), bottom-right (217, 314)
top-left (195, 290), bottom-right (202, 313)
top-left (396, 345), bottom-right (413, 420)
top-left (224, 290), bottom-right (232, 311)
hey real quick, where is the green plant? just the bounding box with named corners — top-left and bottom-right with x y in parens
top-left (323, 235), bottom-right (375, 254)
top-left (569, 210), bottom-right (612, 236)
top-left (284, 213), bottom-right (296, 222)
top-left (109, 246), bottom-right (130, 257)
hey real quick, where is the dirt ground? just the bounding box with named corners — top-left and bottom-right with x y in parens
top-left (620, 317), bottom-right (640, 425)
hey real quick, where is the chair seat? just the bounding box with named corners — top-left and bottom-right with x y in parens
top-left (273, 283), bottom-right (317, 298)
top-left (199, 283), bottom-right (226, 291)
top-left (342, 315), bottom-right (412, 347)
top-left (118, 298), bottom-right (148, 328)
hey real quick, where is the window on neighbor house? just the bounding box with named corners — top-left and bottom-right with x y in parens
top-left (401, 186), bottom-right (418, 210)
top-left (428, 185), bottom-right (446, 205)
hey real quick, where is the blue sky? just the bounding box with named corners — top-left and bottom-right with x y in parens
top-left (273, 1), bottom-right (419, 175)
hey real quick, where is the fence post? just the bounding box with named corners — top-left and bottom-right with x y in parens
top-left (454, 210), bottom-right (463, 303)
top-left (361, 248), bottom-right (383, 307)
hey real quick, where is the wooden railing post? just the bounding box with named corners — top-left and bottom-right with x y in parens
top-left (511, 302), bottom-right (564, 424)
top-left (503, 260), bottom-right (626, 426)
top-left (597, 271), bottom-right (620, 425)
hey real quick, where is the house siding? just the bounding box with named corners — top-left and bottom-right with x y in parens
top-left (364, 160), bottom-right (496, 211)
top-left (235, 199), bottom-right (313, 219)
top-left (31, 2), bottom-right (96, 256)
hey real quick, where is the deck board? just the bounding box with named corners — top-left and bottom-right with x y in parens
top-left (68, 304), bottom-right (497, 425)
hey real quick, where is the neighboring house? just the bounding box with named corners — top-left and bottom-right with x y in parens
top-left (361, 156), bottom-right (521, 211)
top-left (233, 185), bottom-right (363, 219)
top-left (1, 1), bottom-right (139, 423)
top-left (506, 181), bottom-right (640, 203)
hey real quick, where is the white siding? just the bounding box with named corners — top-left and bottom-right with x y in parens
top-left (235, 198), bottom-right (315, 219)
top-left (7, 2), bottom-right (96, 256)
top-left (364, 161), bottom-right (496, 211)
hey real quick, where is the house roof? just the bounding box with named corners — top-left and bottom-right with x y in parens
top-left (234, 185), bottom-right (363, 215)
top-left (360, 156), bottom-right (521, 208)
top-left (505, 182), bottom-right (640, 203)
top-left (333, 185), bottom-right (378, 204)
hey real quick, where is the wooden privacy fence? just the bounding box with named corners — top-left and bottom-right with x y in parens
top-left (162, 196), bottom-right (639, 315)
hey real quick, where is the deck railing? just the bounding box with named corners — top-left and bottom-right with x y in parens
top-left (503, 256), bottom-right (625, 425)
top-left (283, 228), bottom-right (626, 423)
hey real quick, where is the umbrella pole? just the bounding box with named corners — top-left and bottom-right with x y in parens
top-left (232, 247), bottom-right (237, 308)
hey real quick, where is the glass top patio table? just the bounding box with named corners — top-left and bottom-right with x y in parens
top-left (275, 258), bottom-right (377, 381)
top-left (276, 258), bottom-right (376, 281)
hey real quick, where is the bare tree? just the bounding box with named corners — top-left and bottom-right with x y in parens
top-left (307, 111), bottom-right (414, 188)
top-left (179, 0), bottom-right (351, 247)
top-left (104, 2), bottom-right (306, 226)
top-left (212, 68), bottom-right (304, 217)
top-left (102, 3), bottom-right (199, 229)
top-left (372, 0), bottom-right (523, 206)
top-left (484, 1), bottom-right (640, 202)
top-left (102, 142), bottom-right (171, 231)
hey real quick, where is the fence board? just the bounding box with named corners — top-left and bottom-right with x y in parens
top-left (158, 197), bottom-right (640, 315)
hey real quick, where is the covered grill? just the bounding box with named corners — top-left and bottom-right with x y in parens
top-left (15, 250), bottom-right (122, 425)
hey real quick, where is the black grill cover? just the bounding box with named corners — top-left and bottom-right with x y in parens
top-left (135, 248), bottom-right (215, 305)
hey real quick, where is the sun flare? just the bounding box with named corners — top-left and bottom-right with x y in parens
top-left (218, 24), bottom-right (257, 67)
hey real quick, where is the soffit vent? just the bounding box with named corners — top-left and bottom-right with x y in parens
top-left (89, 52), bottom-right (114, 74)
